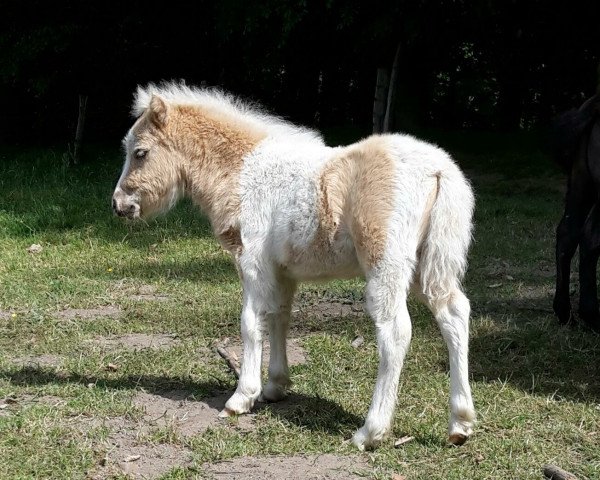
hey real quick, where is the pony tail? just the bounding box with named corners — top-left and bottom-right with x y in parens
top-left (418, 163), bottom-right (474, 304)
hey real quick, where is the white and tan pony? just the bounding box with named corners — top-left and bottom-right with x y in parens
top-left (113, 83), bottom-right (476, 450)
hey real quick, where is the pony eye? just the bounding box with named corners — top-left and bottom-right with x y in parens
top-left (134, 149), bottom-right (147, 159)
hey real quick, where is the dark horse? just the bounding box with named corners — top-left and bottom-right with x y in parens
top-left (553, 92), bottom-right (600, 332)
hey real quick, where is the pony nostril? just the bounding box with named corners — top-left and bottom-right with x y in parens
top-left (112, 198), bottom-right (118, 212)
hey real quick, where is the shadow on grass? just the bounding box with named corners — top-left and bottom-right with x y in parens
top-left (469, 293), bottom-right (600, 404)
top-left (0, 153), bottom-right (213, 244)
top-left (79, 255), bottom-right (239, 284)
top-left (1, 368), bottom-right (362, 435)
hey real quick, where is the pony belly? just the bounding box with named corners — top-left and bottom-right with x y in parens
top-left (283, 239), bottom-right (363, 281)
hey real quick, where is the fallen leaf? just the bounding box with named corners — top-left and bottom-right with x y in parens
top-left (27, 244), bottom-right (43, 254)
top-left (123, 455), bottom-right (141, 462)
top-left (392, 474), bottom-right (407, 480)
top-left (474, 452), bottom-right (485, 464)
top-left (105, 363), bottom-right (118, 372)
top-left (487, 283), bottom-right (503, 288)
top-left (504, 275), bottom-right (514, 280)
top-left (394, 435), bottom-right (415, 447)
top-left (351, 336), bottom-right (365, 349)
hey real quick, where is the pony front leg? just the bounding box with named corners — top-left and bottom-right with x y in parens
top-left (262, 279), bottom-right (296, 402)
top-left (220, 290), bottom-right (266, 416)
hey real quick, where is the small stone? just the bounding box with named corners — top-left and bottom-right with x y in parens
top-left (351, 336), bottom-right (365, 349)
top-left (27, 244), bottom-right (43, 254)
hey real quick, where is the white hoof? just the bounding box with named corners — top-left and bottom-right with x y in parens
top-left (218, 407), bottom-right (236, 418)
top-left (351, 424), bottom-right (386, 451)
top-left (222, 391), bottom-right (256, 416)
top-left (448, 408), bottom-right (475, 446)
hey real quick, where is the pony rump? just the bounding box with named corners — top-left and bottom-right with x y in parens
top-left (132, 81), bottom-right (324, 144)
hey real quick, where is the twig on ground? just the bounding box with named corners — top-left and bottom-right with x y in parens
top-left (542, 464), bottom-right (578, 480)
top-left (216, 345), bottom-right (241, 379)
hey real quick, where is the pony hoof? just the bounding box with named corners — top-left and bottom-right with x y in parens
top-left (218, 407), bottom-right (236, 418)
top-left (448, 433), bottom-right (468, 446)
top-left (352, 425), bottom-right (384, 451)
top-left (260, 381), bottom-right (288, 403)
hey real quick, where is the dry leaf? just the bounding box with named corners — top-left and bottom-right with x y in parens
top-left (123, 454), bottom-right (141, 462)
top-left (351, 336), bottom-right (365, 348)
top-left (487, 283), bottom-right (502, 288)
top-left (394, 435), bottom-right (415, 447)
top-left (392, 474), bottom-right (407, 480)
top-left (105, 363), bottom-right (118, 372)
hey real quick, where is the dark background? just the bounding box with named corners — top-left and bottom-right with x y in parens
top-left (1, 0), bottom-right (599, 148)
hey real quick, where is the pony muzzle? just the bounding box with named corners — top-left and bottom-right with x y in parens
top-left (112, 189), bottom-right (141, 219)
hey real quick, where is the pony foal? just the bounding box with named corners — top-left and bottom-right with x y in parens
top-left (113, 83), bottom-right (476, 449)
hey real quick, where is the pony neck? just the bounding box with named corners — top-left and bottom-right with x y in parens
top-left (176, 105), bottom-right (266, 245)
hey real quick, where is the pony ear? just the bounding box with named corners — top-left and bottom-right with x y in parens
top-left (149, 95), bottom-right (169, 126)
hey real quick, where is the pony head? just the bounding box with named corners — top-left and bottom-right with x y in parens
top-left (112, 93), bottom-right (184, 220)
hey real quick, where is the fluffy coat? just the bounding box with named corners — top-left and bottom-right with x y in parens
top-left (112, 82), bottom-right (477, 449)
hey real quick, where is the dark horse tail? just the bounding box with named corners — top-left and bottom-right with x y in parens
top-left (551, 92), bottom-right (600, 172)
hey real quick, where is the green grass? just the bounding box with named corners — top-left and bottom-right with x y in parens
top-left (0, 140), bottom-right (599, 479)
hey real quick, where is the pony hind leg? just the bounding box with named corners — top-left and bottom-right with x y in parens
top-left (413, 282), bottom-right (475, 445)
top-left (433, 290), bottom-right (475, 444)
top-left (352, 263), bottom-right (413, 451)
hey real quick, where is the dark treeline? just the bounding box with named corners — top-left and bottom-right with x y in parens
top-left (1, 0), bottom-right (599, 147)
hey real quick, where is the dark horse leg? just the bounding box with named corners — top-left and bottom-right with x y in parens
top-left (553, 136), bottom-right (595, 325)
top-left (554, 193), bottom-right (592, 324)
top-left (578, 202), bottom-right (600, 331)
top-left (578, 121), bottom-right (600, 332)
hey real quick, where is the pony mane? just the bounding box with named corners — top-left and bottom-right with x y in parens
top-left (133, 81), bottom-right (323, 144)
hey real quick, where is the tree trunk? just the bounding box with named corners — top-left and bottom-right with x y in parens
top-left (72, 94), bottom-right (88, 165)
top-left (383, 43), bottom-right (401, 132)
top-left (373, 68), bottom-right (390, 133)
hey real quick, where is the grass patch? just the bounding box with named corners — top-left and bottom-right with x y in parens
top-left (0, 142), bottom-right (598, 479)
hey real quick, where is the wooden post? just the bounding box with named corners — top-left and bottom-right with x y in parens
top-left (373, 68), bottom-right (390, 133)
top-left (72, 94), bottom-right (88, 165)
top-left (383, 43), bottom-right (401, 133)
